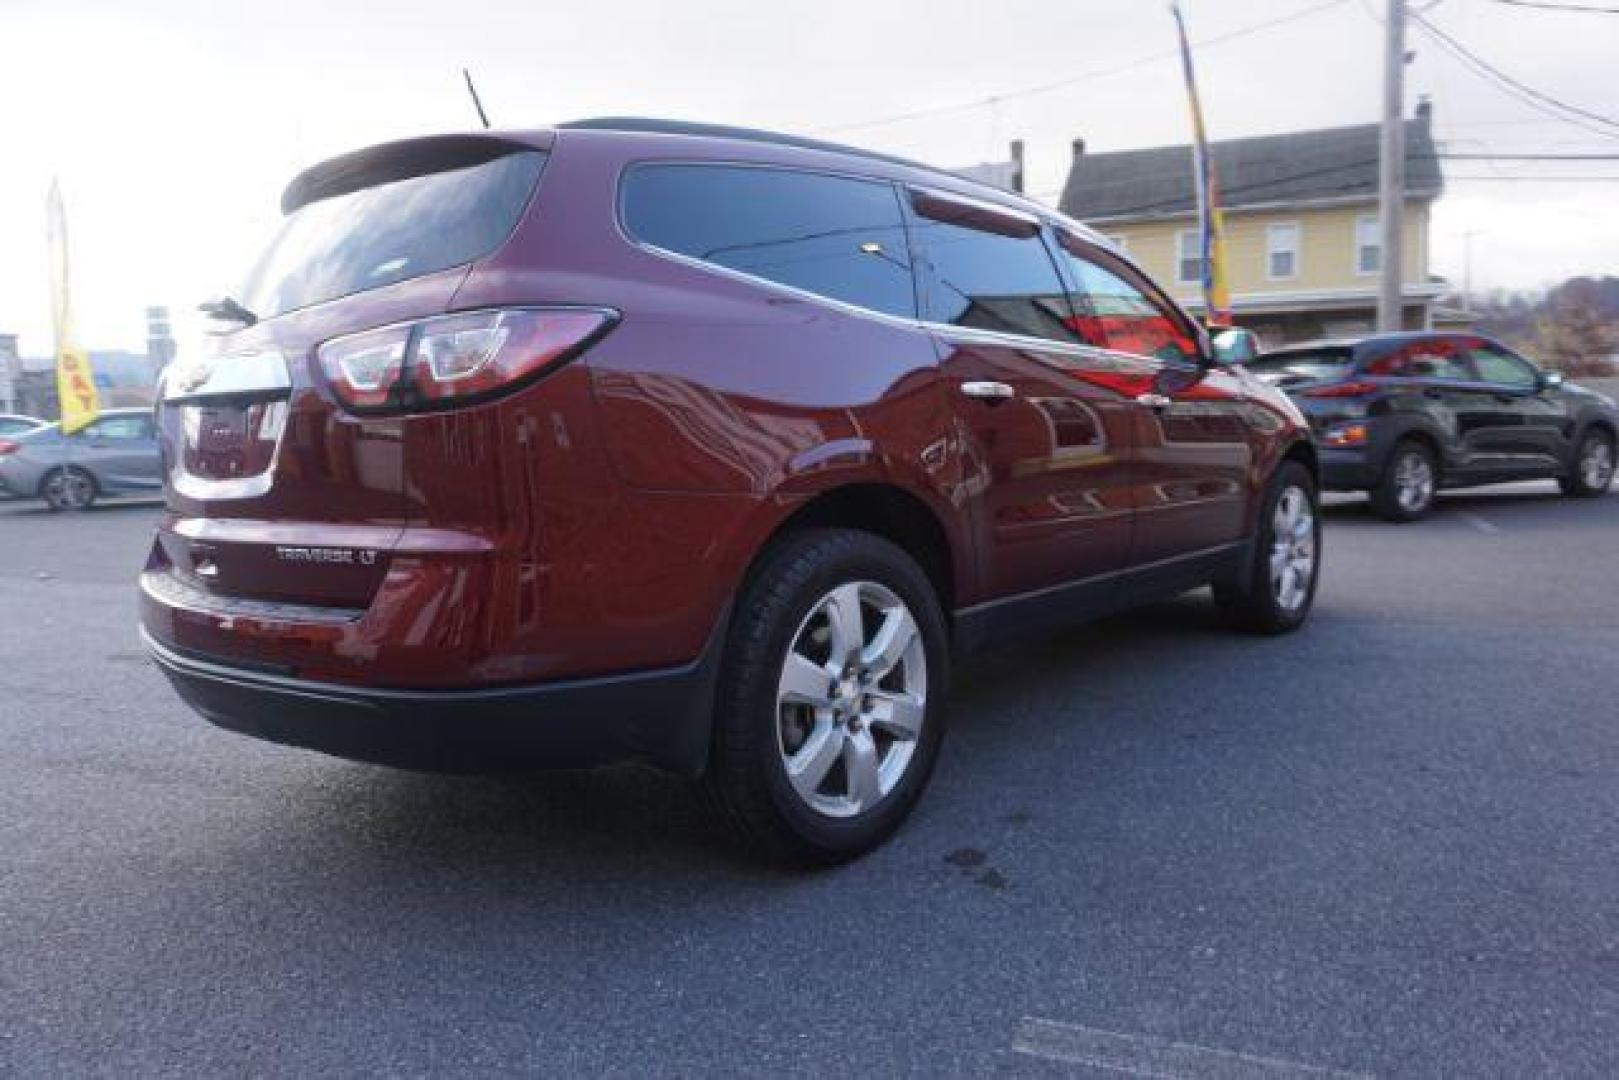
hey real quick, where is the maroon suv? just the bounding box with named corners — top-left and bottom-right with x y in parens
top-left (142, 119), bottom-right (1320, 861)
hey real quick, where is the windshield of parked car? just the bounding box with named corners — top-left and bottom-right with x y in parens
top-left (238, 150), bottom-right (545, 319)
top-left (1248, 347), bottom-right (1356, 381)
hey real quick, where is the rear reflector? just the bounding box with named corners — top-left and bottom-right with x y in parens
top-left (316, 307), bottom-right (618, 414)
top-left (1301, 381), bottom-right (1379, 399)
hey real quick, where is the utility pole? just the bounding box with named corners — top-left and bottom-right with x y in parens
top-left (1377, 0), bottom-right (1406, 331)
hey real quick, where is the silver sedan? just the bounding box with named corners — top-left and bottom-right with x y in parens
top-left (0, 408), bottom-right (162, 510)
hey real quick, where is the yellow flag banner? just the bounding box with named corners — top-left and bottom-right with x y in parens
top-left (47, 180), bottom-right (100, 434)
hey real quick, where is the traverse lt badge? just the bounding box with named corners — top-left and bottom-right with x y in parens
top-left (274, 546), bottom-right (378, 566)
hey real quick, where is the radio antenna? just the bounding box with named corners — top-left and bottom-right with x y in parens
top-left (462, 68), bottom-right (491, 129)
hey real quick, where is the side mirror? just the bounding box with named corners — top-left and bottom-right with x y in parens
top-left (1539, 370), bottom-right (1566, 390)
top-left (1210, 327), bottom-right (1259, 366)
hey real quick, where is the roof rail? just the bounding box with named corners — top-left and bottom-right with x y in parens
top-left (556, 116), bottom-right (1008, 195)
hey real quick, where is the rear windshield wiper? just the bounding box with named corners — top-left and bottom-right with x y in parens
top-left (199, 296), bottom-right (259, 328)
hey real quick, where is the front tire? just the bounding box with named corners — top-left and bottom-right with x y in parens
top-left (41, 466), bottom-right (97, 512)
top-left (1214, 460), bottom-right (1320, 635)
top-left (1371, 439), bottom-right (1437, 522)
top-left (704, 529), bottom-right (949, 865)
top-left (1560, 428), bottom-right (1615, 498)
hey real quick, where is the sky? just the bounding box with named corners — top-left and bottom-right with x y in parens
top-left (2, 0), bottom-right (1616, 355)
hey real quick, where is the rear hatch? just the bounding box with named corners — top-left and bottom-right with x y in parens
top-left (152, 135), bottom-right (550, 613)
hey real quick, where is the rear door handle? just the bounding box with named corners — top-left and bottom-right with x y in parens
top-left (960, 380), bottom-right (1015, 402)
top-left (1135, 392), bottom-right (1171, 411)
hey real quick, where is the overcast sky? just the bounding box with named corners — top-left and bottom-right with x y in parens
top-left (2, 0), bottom-right (1616, 354)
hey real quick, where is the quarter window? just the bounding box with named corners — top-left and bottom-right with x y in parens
top-left (620, 165), bottom-right (917, 319)
top-left (907, 205), bottom-right (1078, 344)
top-left (1266, 222), bottom-right (1300, 280)
top-left (1470, 343), bottom-right (1538, 388)
top-left (1053, 238), bottom-right (1200, 363)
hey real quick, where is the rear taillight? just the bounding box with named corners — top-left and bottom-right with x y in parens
top-left (0, 439), bottom-right (18, 456)
top-left (1302, 381), bottom-right (1379, 399)
top-left (316, 307), bottom-right (618, 414)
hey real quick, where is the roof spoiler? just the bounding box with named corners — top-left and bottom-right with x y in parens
top-left (280, 131), bottom-right (548, 215)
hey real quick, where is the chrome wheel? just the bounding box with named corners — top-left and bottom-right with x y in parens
top-left (44, 469), bottom-right (94, 510)
top-left (1393, 451), bottom-right (1434, 514)
top-left (1269, 485), bottom-right (1317, 613)
top-left (1580, 437), bottom-right (1614, 490)
top-left (776, 581), bottom-right (927, 819)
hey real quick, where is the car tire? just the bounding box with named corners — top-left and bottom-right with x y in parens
top-left (1370, 439), bottom-right (1437, 522)
top-left (1559, 427), bottom-right (1615, 498)
top-left (704, 528), bottom-right (949, 865)
top-left (1213, 460), bottom-right (1321, 635)
top-left (41, 466), bottom-right (97, 512)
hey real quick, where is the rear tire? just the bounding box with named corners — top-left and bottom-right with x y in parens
top-left (1370, 439), bottom-right (1437, 522)
top-left (1214, 460), bottom-right (1320, 635)
top-left (41, 466), bottom-right (97, 512)
top-left (1559, 428), bottom-right (1614, 498)
top-left (704, 529), bottom-right (949, 865)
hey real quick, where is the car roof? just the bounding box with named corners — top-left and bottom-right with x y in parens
top-left (281, 119), bottom-right (1113, 250)
top-left (1262, 331), bottom-right (1487, 356)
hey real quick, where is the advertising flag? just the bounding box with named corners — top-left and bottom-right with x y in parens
top-left (47, 179), bottom-right (100, 434)
top-left (1171, 2), bottom-right (1233, 327)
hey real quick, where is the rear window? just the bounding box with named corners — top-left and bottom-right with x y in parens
top-left (620, 164), bottom-right (917, 319)
top-left (240, 151), bottom-right (545, 319)
top-left (1249, 348), bottom-right (1356, 381)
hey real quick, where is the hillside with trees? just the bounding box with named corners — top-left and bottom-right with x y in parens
top-left (1465, 276), bottom-right (1619, 377)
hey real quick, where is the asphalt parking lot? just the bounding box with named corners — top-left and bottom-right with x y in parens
top-left (4, 485), bottom-right (1616, 1076)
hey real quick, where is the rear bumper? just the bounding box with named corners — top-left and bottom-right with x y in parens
top-left (142, 626), bottom-right (720, 776)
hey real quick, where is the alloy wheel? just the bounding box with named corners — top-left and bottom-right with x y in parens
top-left (1581, 437), bottom-right (1614, 490)
top-left (775, 581), bottom-right (927, 819)
top-left (45, 470), bottom-right (94, 510)
top-left (1394, 452), bottom-right (1434, 514)
top-left (1269, 485), bottom-right (1317, 613)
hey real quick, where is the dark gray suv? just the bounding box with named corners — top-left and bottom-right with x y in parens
top-left (1251, 332), bottom-right (1617, 520)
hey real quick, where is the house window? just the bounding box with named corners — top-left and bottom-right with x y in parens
top-left (1176, 228), bottom-right (1203, 285)
top-left (1266, 222), bottom-right (1300, 280)
top-left (1355, 215), bottom-right (1381, 275)
top-left (1105, 234), bottom-right (1128, 253)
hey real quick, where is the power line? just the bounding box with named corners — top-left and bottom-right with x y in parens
top-left (1442, 151), bottom-right (1619, 159)
top-left (1409, 12), bottom-right (1619, 139)
top-left (1078, 151), bottom-right (1614, 218)
top-left (812, 0), bottom-right (1352, 135)
top-left (1488, 0), bottom-right (1619, 13)
top-left (1448, 173), bottom-right (1619, 180)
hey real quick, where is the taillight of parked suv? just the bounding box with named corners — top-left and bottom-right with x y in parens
top-left (316, 306), bottom-right (619, 413)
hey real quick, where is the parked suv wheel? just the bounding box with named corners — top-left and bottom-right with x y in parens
top-left (1560, 428), bottom-right (1615, 498)
top-left (705, 529), bottom-right (948, 864)
top-left (1371, 440), bottom-right (1437, 522)
top-left (41, 466), bottom-right (97, 512)
top-left (1213, 461), bottom-right (1320, 634)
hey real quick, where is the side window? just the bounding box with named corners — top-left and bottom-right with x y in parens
top-left (1363, 339), bottom-right (1471, 380)
top-left (906, 201), bottom-right (1078, 344)
top-left (1470, 343), bottom-right (1538, 389)
top-left (620, 165), bottom-right (916, 319)
top-left (1052, 238), bottom-right (1201, 363)
top-left (88, 415), bottom-right (152, 440)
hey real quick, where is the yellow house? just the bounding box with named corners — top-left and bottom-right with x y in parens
top-left (1059, 104), bottom-right (1446, 345)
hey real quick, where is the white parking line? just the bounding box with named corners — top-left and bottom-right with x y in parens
top-left (1456, 511), bottom-right (1502, 535)
top-left (1011, 1018), bottom-right (1371, 1079)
